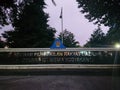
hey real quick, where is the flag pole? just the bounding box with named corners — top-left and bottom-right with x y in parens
top-left (60, 7), bottom-right (64, 44)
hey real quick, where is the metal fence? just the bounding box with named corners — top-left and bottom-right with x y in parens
top-left (0, 48), bottom-right (120, 64)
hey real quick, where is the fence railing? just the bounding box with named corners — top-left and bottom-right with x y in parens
top-left (0, 48), bottom-right (120, 64)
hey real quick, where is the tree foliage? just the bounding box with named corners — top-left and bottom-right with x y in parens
top-left (0, 0), bottom-right (27, 26)
top-left (2, 0), bottom-right (56, 48)
top-left (0, 0), bottom-right (14, 25)
top-left (58, 29), bottom-right (79, 47)
top-left (77, 0), bottom-right (120, 44)
top-left (106, 26), bottom-right (120, 44)
top-left (84, 26), bottom-right (106, 47)
top-left (77, 0), bottom-right (120, 27)
top-left (0, 0), bottom-right (56, 26)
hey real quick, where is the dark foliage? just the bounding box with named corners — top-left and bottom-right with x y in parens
top-left (2, 0), bottom-right (56, 48)
top-left (77, 0), bottom-right (120, 27)
top-left (0, 36), bottom-right (5, 48)
top-left (77, 0), bottom-right (120, 44)
top-left (58, 29), bottom-right (79, 47)
top-left (84, 25), bottom-right (106, 47)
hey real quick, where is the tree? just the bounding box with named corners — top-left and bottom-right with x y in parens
top-left (0, 0), bottom-right (29, 26)
top-left (58, 29), bottom-right (79, 47)
top-left (2, 0), bottom-right (56, 48)
top-left (0, 0), bottom-right (15, 25)
top-left (84, 25), bottom-right (106, 47)
top-left (77, 0), bottom-right (120, 28)
top-left (106, 26), bottom-right (120, 45)
top-left (0, 0), bottom-right (56, 26)
top-left (77, 0), bottom-right (120, 44)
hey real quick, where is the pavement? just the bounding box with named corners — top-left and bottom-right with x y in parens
top-left (0, 75), bottom-right (120, 90)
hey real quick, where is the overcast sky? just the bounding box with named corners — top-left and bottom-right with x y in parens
top-left (44, 0), bottom-right (109, 46)
top-left (0, 0), bottom-right (109, 46)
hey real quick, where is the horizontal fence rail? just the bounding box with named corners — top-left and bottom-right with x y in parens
top-left (0, 64), bottom-right (120, 70)
top-left (0, 48), bottom-right (120, 52)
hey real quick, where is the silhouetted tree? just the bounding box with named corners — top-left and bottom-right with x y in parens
top-left (2, 0), bottom-right (56, 48)
top-left (0, 0), bottom-right (56, 26)
top-left (106, 26), bottom-right (120, 45)
top-left (77, 0), bottom-right (120, 44)
top-left (84, 25), bottom-right (106, 47)
top-left (77, 0), bottom-right (120, 28)
top-left (58, 29), bottom-right (80, 47)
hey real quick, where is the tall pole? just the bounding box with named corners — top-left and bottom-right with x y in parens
top-left (60, 7), bottom-right (63, 44)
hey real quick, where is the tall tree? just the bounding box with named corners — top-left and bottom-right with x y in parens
top-left (77, 0), bottom-right (120, 44)
top-left (2, 0), bottom-right (56, 48)
top-left (0, 0), bottom-right (56, 26)
top-left (77, 0), bottom-right (120, 28)
top-left (58, 29), bottom-right (79, 47)
top-left (84, 25), bottom-right (106, 47)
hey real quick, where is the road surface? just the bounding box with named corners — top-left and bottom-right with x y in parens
top-left (0, 75), bottom-right (119, 90)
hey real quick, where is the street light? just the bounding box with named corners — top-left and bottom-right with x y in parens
top-left (115, 43), bottom-right (120, 49)
top-left (114, 43), bottom-right (120, 64)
